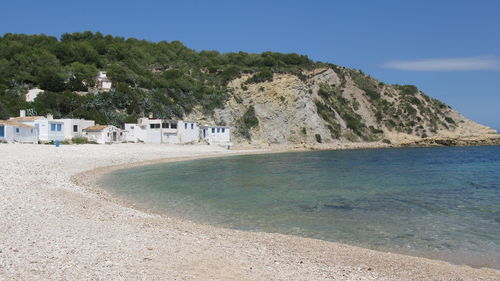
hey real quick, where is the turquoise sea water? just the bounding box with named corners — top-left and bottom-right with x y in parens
top-left (99, 146), bottom-right (500, 268)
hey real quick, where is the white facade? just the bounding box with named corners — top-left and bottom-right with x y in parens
top-left (124, 118), bottom-right (199, 144)
top-left (10, 115), bottom-right (65, 142)
top-left (96, 71), bottom-right (112, 90)
top-left (0, 121), bottom-right (38, 143)
top-left (25, 88), bottom-right (44, 102)
top-left (83, 125), bottom-right (124, 144)
top-left (61, 119), bottom-right (95, 140)
top-left (201, 126), bottom-right (231, 144)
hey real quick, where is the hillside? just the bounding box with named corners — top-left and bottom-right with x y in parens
top-left (0, 32), bottom-right (497, 146)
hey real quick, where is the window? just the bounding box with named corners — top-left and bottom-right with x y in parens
top-left (56, 124), bottom-right (62, 132)
top-left (191, 123), bottom-right (194, 129)
top-left (0, 126), bottom-right (4, 137)
top-left (16, 128), bottom-right (20, 133)
top-left (217, 128), bottom-right (220, 133)
top-left (211, 128), bottom-right (215, 133)
top-left (130, 126), bottom-right (134, 129)
top-left (171, 123), bottom-right (177, 129)
top-left (73, 125), bottom-right (78, 132)
top-left (184, 123), bottom-right (188, 129)
top-left (51, 123), bottom-right (56, 131)
top-left (162, 123), bottom-right (168, 129)
top-left (222, 128), bottom-right (225, 133)
top-left (150, 124), bottom-right (160, 129)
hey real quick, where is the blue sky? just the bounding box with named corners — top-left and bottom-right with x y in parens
top-left (2, 0), bottom-right (499, 130)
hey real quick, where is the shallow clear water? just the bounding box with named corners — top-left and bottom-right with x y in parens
top-left (99, 146), bottom-right (500, 268)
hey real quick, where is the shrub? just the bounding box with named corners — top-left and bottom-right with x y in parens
top-left (237, 105), bottom-right (259, 139)
top-left (444, 116), bottom-right (455, 124)
top-left (72, 136), bottom-right (97, 144)
top-left (315, 134), bottom-right (322, 143)
top-left (244, 68), bottom-right (273, 84)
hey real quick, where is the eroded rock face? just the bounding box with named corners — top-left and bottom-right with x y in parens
top-left (187, 67), bottom-right (497, 146)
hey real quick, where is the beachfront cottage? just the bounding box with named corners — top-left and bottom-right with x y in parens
top-left (60, 119), bottom-right (95, 140)
top-left (0, 120), bottom-right (38, 143)
top-left (83, 125), bottom-right (124, 144)
top-left (124, 117), bottom-right (199, 144)
top-left (10, 112), bottom-right (65, 142)
top-left (200, 125), bottom-right (231, 144)
top-left (11, 111), bottom-right (95, 142)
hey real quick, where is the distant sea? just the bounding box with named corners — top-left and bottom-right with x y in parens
top-left (99, 146), bottom-right (500, 269)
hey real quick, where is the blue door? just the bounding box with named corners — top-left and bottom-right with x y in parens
top-left (0, 125), bottom-right (4, 137)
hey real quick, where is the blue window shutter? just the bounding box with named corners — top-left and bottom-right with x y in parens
top-left (0, 126), bottom-right (4, 137)
top-left (16, 128), bottom-right (20, 133)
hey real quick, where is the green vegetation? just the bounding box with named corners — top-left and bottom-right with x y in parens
top-left (316, 83), bottom-right (367, 139)
top-left (237, 105), bottom-right (259, 139)
top-left (0, 32), bottom-right (315, 125)
top-left (244, 68), bottom-right (273, 84)
top-left (71, 136), bottom-right (97, 144)
top-left (315, 134), bottom-right (322, 143)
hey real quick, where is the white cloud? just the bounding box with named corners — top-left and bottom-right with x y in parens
top-left (381, 56), bottom-right (500, 71)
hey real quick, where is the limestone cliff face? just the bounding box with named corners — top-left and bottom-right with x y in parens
top-left (188, 67), bottom-right (496, 146)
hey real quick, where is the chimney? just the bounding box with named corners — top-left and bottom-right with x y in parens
top-left (149, 113), bottom-right (154, 119)
top-left (20, 110), bottom-right (26, 117)
top-left (47, 114), bottom-right (53, 120)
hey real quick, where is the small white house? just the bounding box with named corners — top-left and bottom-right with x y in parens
top-left (83, 125), bottom-right (124, 144)
top-left (25, 88), bottom-right (44, 102)
top-left (61, 119), bottom-right (95, 140)
top-left (0, 120), bottom-right (38, 143)
top-left (96, 71), bottom-right (112, 91)
top-left (201, 125), bottom-right (231, 144)
top-left (124, 118), bottom-right (199, 144)
top-left (11, 113), bottom-right (65, 142)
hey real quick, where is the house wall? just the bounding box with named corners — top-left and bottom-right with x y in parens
top-left (85, 126), bottom-right (124, 144)
top-left (62, 119), bottom-right (95, 140)
top-left (0, 125), bottom-right (38, 143)
top-left (37, 120), bottom-right (65, 142)
top-left (124, 123), bottom-right (147, 142)
top-left (178, 121), bottom-right (199, 143)
top-left (202, 126), bottom-right (231, 144)
top-left (124, 119), bottom-right (200, 144)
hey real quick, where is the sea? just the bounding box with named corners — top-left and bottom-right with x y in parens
top-left (98, 146), bottom-right (500, 269)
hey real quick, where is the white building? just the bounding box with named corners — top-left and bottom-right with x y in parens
top-left (10, 113), bottom-right (65, 142)
top-left (60, 119), bottom-right (95, 140)
top-left (0, 120), bottom-right (38, 143)
top-left (96, 71), bottom-right (112, 91)
top-left (25, 88), bottom-right (44, 102)
top-left (201, 125), bottom-right (231, 144)
top-left (83, 125), bottom-right (124, 144)
top-left (124, 118), bottom-right (199, 144)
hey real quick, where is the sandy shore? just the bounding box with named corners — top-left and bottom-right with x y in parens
top-left (0, 143), bottom-right (499, 281)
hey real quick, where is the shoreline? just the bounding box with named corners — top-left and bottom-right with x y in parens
top-left (1, 143), bottom-right (499, 280)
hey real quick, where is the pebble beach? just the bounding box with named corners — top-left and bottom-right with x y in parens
top-left (0, 143), bottom-right (499, 281)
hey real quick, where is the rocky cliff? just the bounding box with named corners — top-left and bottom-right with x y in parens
top-left (188, 67), bottom-right (497, 147)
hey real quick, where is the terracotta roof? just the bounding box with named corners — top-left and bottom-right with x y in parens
top-left (10, 116), bottom-right (45, 121)
top-left (0, 120), bottom-right (35, 128)
top-left (83, 125), bottom-right (110, 132)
